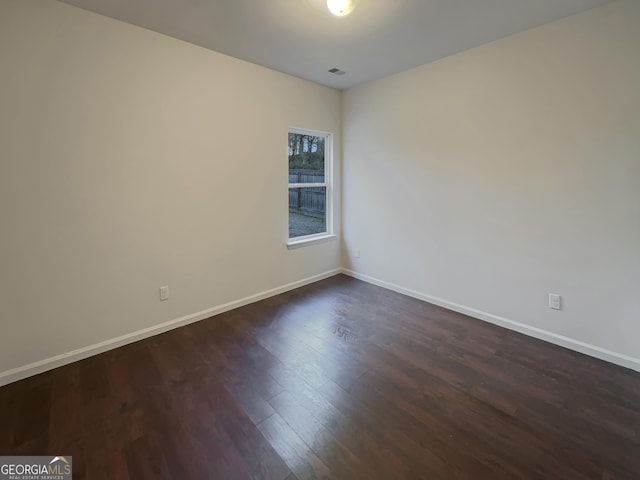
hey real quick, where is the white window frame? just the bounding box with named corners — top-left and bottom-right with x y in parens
top-left (287, 127), bottom-right (335, 249)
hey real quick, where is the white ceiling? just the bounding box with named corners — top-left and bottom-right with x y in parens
top-left (58, 0), bottom-right (611, 89)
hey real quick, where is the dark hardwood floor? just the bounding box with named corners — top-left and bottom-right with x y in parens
top-left (1, 274), bottom-right (639, 479)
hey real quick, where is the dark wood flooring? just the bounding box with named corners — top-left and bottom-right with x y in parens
top-left (1, 274), bottom-right (639, 479)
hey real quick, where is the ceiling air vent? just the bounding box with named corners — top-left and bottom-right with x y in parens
top-left (328, 68), bottom-right (346, 75)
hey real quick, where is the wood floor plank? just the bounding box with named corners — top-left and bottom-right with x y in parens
top-left (12, 374), bottom-right (53, 449)
top-left (47, 362), bottom-right (84, 453)
top-left (124, 433), bottom-right (171, 480)
top-left (181, 400), bottom-right (255, 480)
top-left (268, 389), bottom-right (372, 479)
top-left (207, 382), bottom-right (292, 480)
top-left (0, 381), bottom-right (20, 451)
top-left (257, 412), bottom-right (334, 480)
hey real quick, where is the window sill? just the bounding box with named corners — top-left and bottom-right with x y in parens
top-left (287, 234), bottom-right (336, 250)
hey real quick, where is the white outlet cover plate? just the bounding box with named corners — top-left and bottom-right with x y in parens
top-left (549, 293), bottom-right (561, 310)
top-left (160, 286), bottom-right (169, 301)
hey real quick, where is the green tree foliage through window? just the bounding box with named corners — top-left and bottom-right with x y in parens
top-left (288, 134), bottom-right (325, 172)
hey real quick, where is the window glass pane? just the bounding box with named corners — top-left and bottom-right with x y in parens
top-left (289, 186), bottom-right (326, 238)
top-left (288, 133), bottom-right (325, 183)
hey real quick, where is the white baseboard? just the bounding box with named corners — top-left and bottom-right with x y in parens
top-left (0, 269), bottom-right (342, 387)
top-left (341, 268), bottom-right (640, 373)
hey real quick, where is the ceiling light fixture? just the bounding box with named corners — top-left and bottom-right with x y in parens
top-left (326, 0), bottom-right (357, 17)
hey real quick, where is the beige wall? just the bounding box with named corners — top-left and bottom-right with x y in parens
top-left (343, 0), bottom-right (640, 368)
top-left (0, 0), bottom-right (341, 381)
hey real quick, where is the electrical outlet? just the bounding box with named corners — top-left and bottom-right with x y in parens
top-left (549, 293), bottom-right (561, 310)
top-left (355, 248), bottom-right (361, 259)
top-left (160, 286), bottom-right (169, 301)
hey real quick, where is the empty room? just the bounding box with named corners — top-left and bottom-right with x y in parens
top-left (1, 0), bottom-right (639, 478)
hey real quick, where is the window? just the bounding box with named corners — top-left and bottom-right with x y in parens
top-left (288, 128), bottom-right (334, 247)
